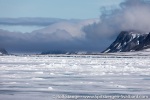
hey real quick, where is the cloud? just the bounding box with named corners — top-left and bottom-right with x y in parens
top-left (0, 18), bottom-right (66, 26)
top-left (0, 19), bottom-right (100, 53)
top-left (1, 0), bottom-right (150, 53)
top-left (0, 29), bottom-right (74, 52)
top-left (83, 0), bottom-right (150, 40)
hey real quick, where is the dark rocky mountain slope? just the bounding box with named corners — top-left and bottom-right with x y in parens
top-left (103, 31), bottom-right (150, 53)
top-left (0, 48), bottom-right (8, 55)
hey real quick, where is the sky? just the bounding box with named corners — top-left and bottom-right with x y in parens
top-left (1, 0), bottom-right (150, 53)
top-left (0, 0), bottom-right (123, 19)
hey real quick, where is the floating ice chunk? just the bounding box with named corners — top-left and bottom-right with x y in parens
top-left (108, 73), bottom-right (114, 75)
top-left (31, 77), bottom-right (44, 80)
top-left (40, 63), bottom-right (46, 65)
top-left (99, 72), bottom-right (106, 75)
top-left (122, 73), bottom-right (129, 75)
top-left (49, 73), bottom-right (55, 75)
top-left (88, 82), bottom-right (94, 84)
top-left (34, 72), bottom-right (44, 74)
top-left (48, 87), bottom-right (53, 90)
top-left (115, 85), bottom-right (126, 88)
top-left (1, 82), bottom-right (17, 84)
top-left (91, 66), bottom-right (100, 68)
top-left (110, 82), bottom-right (114, 83)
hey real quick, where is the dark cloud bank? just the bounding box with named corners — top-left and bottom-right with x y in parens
top-left (0, 0), bottom-right (150, 53)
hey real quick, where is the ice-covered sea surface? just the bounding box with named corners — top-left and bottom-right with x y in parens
top-left (0, 55), bottom-right (150, 100)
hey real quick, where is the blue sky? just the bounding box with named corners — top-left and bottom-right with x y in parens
top-left (0, 0), bottom-right (124, 19)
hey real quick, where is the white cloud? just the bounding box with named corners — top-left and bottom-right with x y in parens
top-left (32, 19), bottom-right (99, 38)
top-left (83, 0), bottom-right (150, 40)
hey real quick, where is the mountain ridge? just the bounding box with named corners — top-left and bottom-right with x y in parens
top-left (103, 31), bottom-right (150, 53)
top-left (0, 48), bottom-right (8, 55)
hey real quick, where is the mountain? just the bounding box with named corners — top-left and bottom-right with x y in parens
top-left (103, 31), bottom-right (150, 53)
top-left (41, 50), bottom-right (88, 55)
top-left (41, 50), bottom-right (68, 55)
top-left (41, 50), bottom-right (102, 55)
top-left (0, 48), bottom-right (8, 55)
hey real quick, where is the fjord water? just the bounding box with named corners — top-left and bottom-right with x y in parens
top-left (0, 55), bottom-right (150, 100)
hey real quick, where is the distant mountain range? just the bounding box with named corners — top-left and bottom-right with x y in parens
top-left (41, 50), bottom-right (98, 55)
top-left (103, 31), bottom-right (150, 53)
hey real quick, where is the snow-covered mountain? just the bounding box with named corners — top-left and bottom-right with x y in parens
top-left (103, 31), bottom-right (150, 53)
top-left (0, 48), bottom-right (8, 55)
